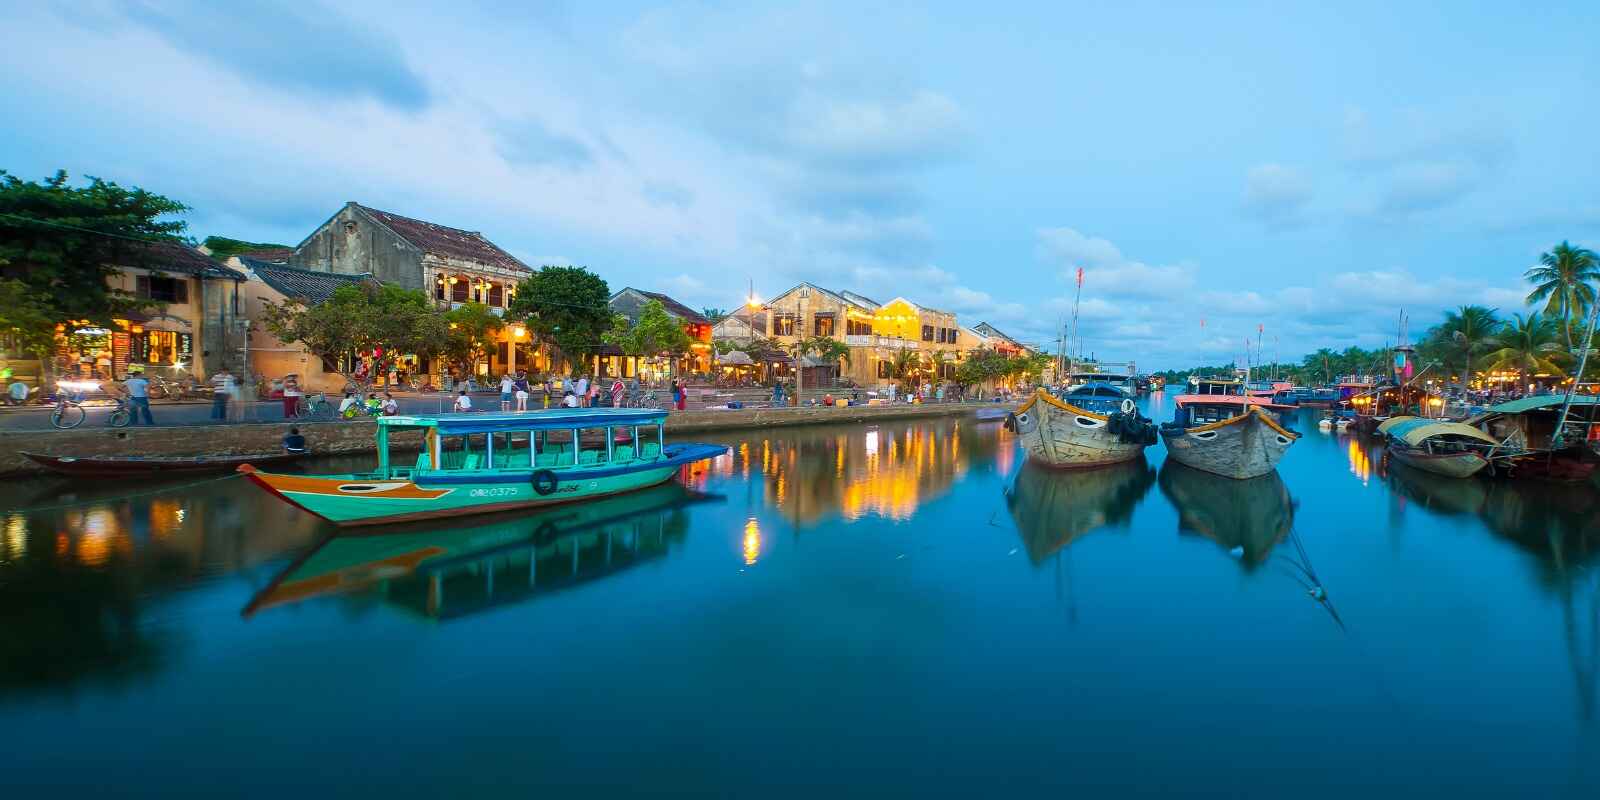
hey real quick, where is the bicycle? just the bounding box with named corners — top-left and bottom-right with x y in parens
top-left (294, 392), bottom-right (335, 420)
top-left (50, 394), bottom-right (132, 429)
top-left (629, 391), bottom-right (663, 409)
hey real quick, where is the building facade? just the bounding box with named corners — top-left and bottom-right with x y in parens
top-left (236, 258), bottom-right (378, 393)
top-left (597, 288), bottom-right (714, 379)
top-left (760, 284), bottom-right (961, 388)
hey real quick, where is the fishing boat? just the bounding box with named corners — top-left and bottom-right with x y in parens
top-left (238, 408), bottom-right (729, 527)
top-left (21, 450), bottom-right (310, 478)
top-left (1376, 416), bottom-right (1499, 478)
top-left (1063, 367), bottom-right (1138, 397)
top-left (1006, 383), bottom-right (1157, 469)
top-left (1466, 395), bottom-right (1600, 480)
top-left (1159, 378), bottom-right (1299, 480)
top-left (1157, 461), bottom-right (1294, 569)
top-left (245, 482), bottom-right (718, 619)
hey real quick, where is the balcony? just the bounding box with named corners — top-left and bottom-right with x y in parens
top-left (844, 334), bottom-right (918, 350)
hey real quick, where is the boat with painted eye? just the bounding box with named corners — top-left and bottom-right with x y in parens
top-left (1005, 382), bottom-right (1157, 469)
top-left (237, 408), bottom-right (728, 527)
top-left (1159, 378), bottom-right (1299, 480)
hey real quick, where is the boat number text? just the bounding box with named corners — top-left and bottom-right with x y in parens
top-left (469, 487), bottom-right (519, 498)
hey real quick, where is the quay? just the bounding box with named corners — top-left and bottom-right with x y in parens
top-left (0, 401), bottom-right (1001, 477)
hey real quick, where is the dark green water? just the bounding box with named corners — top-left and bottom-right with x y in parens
top-left (3, 396), bottom-right (1598, 797)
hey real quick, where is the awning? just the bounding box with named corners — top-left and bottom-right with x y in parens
top-left (1378, 416), bottom-right (1498, 446)
top-left (1482, 394), bottom-right (1600, 414)
top-left (379, 408), bottom-right (667, 435)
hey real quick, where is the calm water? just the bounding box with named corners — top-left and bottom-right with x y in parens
top-left (3, 394), bottom-right (1598, 797)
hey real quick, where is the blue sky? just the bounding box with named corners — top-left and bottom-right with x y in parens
top-left (3, 1), bottom-right (1596, 369)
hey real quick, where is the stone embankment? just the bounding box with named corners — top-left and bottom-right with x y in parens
top-left (0, 402), bottom-right (1000, 476)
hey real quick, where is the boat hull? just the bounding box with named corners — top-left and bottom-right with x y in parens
top-left (1161, 408), bottom-right (1298, 480)
top-left (240, 443), bottom-right (728, 527)
top-left (1012, 390), bottom-right (1147, 469)
top-left (22, 450), bottom-right (308, 478)
top-left (1387, 443), bottom-right (1489, 479)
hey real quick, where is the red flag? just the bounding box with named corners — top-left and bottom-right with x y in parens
top-left (1257, 323), bottom-right (1263, 334)
top-left (1075, 267), bottom-right (1084, 287)
top-left (1200, 318), bottom-right (1206, 328)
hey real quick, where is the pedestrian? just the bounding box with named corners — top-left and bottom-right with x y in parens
top-left (7, 374), bottom-right (29, 406)
top-left (123, 367), bottom-right (154, 426)
top-left (365, 392), bottom-right (381, 415)
top-left (575, 374), bottom-right (590, 408)
top-left (499, 373), bottom-right (515, 411)
top-left (210, 367), bottom-right (233, 421)
top-left (562, 389), bottom-right (579, 408)
top-left (772, 381), bottom-right (784, 407)
top-left (610, 376), bottom-right (626, 408)
top-left (281, 373), bottom-right (302, 419)
top-left (453, 389), bottom-right (473, 412)
top-left (339, 390), bottom-right (360, 418)
top-left (542, 374), bottom-right (554, 408)
top-left (515, 372), bottom-right (530, 411)
top-left (282, 426), bottom-right (307, 453)
top-left (382, 392), bottom-right (399, 415)
top-left (587, 379), bottom-right (600, 408)
top-left (674, 379), bottom-right (687, 411)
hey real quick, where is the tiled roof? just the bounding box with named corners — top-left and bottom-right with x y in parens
top-left (238, 247), bottom-right (294, 262)
top-left (243, 258), bottom-right (372, 303)
top-left (838, 290), bottom-right (881, 308)
top-left (126, 240), bottom-right (245, 280)
top-left (611, 288), bottom-right (710, 325)
top-left (974, 322), bottom-right (1024, 346)
top-left (356, 204), bottom-right (529, 274)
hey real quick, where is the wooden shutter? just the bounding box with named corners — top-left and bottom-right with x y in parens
top-left (135, 274), bottom-right (150, 298)
top-left (175, 279), bottom-right (189, 304)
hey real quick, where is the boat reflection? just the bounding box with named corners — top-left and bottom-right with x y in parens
top-left (1158, 462), bottom-right (1295, 569)
top-left (1383, 458), bottom-right (1490, 518)
top-left (1004, 459), bottom-right (1156, 564)
top-left (245, 483), bottom-right (722, 621)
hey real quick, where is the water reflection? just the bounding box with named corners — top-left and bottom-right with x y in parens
top-left (246, 483), bottom-right (717, 620)
top-left (1005, 460), bottom-right (1156, 564)
top-left (1158, 462), bottom-right (1296, 569)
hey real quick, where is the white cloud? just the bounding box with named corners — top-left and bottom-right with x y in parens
top-left (1242, 163), bottom-right (1312, 227)
top-left (1036, 227), bottom-right (1197, 299)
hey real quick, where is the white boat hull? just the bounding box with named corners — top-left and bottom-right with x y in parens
top-left (1012, 389), bottom-right (1147, 469)
top-left (1161, 407), bottom-right (1298, 480)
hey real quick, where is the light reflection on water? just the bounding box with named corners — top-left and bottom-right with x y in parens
top-left (0, 406), bottom-right (1598, 795)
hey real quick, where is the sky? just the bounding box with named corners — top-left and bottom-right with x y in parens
top-left (2, 0), bottom-right (1597, 370)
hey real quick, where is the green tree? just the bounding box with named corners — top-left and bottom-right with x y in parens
top-left (603, 299), bottom-right (693, 374)
top-left (0, 170), bottom-right (188, 329)
top-left (1483, 312), bottom-right (1566, 385)
top-left (888, 348), bottom-right (920, 388)
top-left (508, 266), bottom-right (611, 374)
top-left (1430, 305), bottom-right (1500, 389)
top-left (442, 302), bottom-right (505, 376)
top-left (701, 307), bottom-right (729, 323)
top-left (261, 283), bottom-right (447, 388)
top-left (1524, 241), bottom-right (1600, 351)
top-left (200, 235), bottom-right (290, 262)
top-left (1007, 352), bottom-right (1052, 383)
top-left (796, 335), bottom-right (851, 368)
top-left (0, 279), bottom-right (59, 360)
top-left (954, 347), bottom-right (1010, 389)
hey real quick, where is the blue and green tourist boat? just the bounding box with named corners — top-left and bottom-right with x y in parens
top-left (238, 408), bottom-right (728, 527)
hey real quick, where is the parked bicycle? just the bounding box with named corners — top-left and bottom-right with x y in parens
top-left (294, 392), bottom-right (335, 420)
top-left (50, 390), bottom-right (131, 429)
top-left (627, 390), bottom-right (663, 409)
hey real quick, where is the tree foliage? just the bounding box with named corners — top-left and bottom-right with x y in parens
top-left (508, 266), bottom-right (611, 371)
top-left (954, 347), bottom-right (1012, 387)
top-left (201, 235), bottom-right (290, 262)
top-left (796, 335), bottom-right (851, 366)
top-left (604, 299), bottom-right (693, 361)
top-left (260, 283), bottom-right (447, 383)
top-left (1524, 241), bottom-right (1600, 350)
top-left (0, 169), bottom-right (188, 328)
top-left (1483, 312), bottom-right (1567, 382)
top-left (0, 279), bottom-right (59, 358)
top-left (442, 302), bottom-right (505, 375)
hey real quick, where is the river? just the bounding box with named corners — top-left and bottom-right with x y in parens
top-left (2, 394), bottom-right (1598, 797)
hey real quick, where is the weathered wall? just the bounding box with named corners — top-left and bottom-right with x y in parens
top-left (289, 203), bottom-right (424, 290)
top-left (0, 403), bottom-right (995, 476)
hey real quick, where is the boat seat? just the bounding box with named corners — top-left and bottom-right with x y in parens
top-left (641, 442), bottom-right (661, 459)
top-left (462, 454), bottom-right (480, 470)
top-left (415, 452), bottom-right (431, 471)
top-left (578, 450), bottom-right (600, 465)
top-left (614, 445), bottom-right (635, 461)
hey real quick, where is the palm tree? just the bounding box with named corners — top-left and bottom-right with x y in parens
top-left (1437, 305), bottom-right (1500, 390)
top-left (1302, 348), bottom-right (1337, 384)
top-left (890, 348), bottom-right (919, 388)
top-left (1483, 312), bottom-right (1567, 387)
top-left (1524, 241), bottom-right (1600, 351)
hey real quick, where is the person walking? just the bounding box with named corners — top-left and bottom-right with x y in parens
top-left (673, 379), bottom-right (687, 411)
top-left (124, 367), bottom-right (155, 426)
top-left (499, 373), bottom-right (515, 411)
top-left (515, 372), bottom-right (530, 411)
top-left (772, 381), bottom-right (785, 407)
top-left (282, 373), bottom-right (302, 419)
top-left (575, 374), bottom-right (590, 408)
top-left (610, 376), bottom-right (626, 408)
top-left (210, 367), bottom-right (233, 422)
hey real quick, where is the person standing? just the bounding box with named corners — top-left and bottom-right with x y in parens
top-left (282, 373), bottom-right (302, 419)
top-left (210, 367), bottom-right (233, 422)
top-left (499, 373), bottom-right (515, 411)
top-left (124, 367), bottom-right (154, 426)
top-left (772, 381), bottom-right (784, 407)
top-left (515, 372), bottom-right (531, 411)
top-left (575, 374), bottom-right (590, 408)
top-left (610, 376), bottom-right (626, 408)
top-left (674, 379), bottom-right (687, 411)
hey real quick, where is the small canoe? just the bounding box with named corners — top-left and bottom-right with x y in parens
top-left (22, 450), bottom-right (310, 478)
top-left (1387, 443), bottom-right (1489, 478)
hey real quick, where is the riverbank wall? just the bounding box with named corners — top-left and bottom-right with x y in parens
top-left (0, 402), bottom-right (999, 477)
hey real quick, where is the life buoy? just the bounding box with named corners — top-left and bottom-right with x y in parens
top-left (532, 469), bottom-right (559, 496)
top-left (1119, 398), bottom-right (1136, 414)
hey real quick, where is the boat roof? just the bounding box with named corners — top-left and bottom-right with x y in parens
top-left (1173, 394), bottom-right (1275, 407)
top-left (1377, 416), bottom-right (1498, 446)
top-left (379, 408), bottom-right (666, 434)
top-left (1070, 372), bottom-right (1132, 380)
top-left (1481, 395), bottom-right (1600, 414)
top-left (1065, 381), bottom-right (1131, 397)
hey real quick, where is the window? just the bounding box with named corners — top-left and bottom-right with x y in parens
top-left (435, 280), bottom-right (446, 300)
top-left (451, 278), bottom-right (469, 302)
top-left (135, 274), bottom-right (188, 304)
top-left (921, 324), bottom-right (934, 342)
top-left (877, 361), bottom-right (892, 379)
top-left (488, 283), bottom-right (504, 307)
top-left (846, 318), bottom-right (871, 336)
top-left (814, 313), bottom-right (835, 337)
top-left (773, 313), bottom-right (796, 337)
top-left (142, 331), bottom-right (192, 366)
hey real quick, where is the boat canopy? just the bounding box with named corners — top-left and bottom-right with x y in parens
top-left (378, 408), bottom-right (667, 435)
top-left (1377, 416), bottom-right (1498, 446)
top-left (1481, 395), bottom-right (1600, 415)
top-left (1066, 381), bottom-right (1131, 398)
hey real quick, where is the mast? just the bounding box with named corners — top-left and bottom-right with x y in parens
top-left (1066, 267), bottom-right (1083, 379)
top-left (1553, 297), bottom-right (1600, 448)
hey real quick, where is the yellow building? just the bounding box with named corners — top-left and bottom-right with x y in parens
top-left (759, 284), bottom-right (961, 388)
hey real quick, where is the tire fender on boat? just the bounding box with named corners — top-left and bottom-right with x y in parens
top-left (532, 469), bottom-right (559, 496)
top-left (1120, 398), bottom-right (1135, 414)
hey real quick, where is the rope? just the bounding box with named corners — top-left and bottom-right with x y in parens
top-left (7, 472), bottom-right (242, 514)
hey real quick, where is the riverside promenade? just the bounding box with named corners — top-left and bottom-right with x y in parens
top-left (0, 401), bottom-right (1003, 476)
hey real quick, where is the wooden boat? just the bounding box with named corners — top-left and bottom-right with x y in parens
top-left (1466, 395), bottom-right (1600, 480)
top-left (1007, 383), bottom-right (1156, 469)
top-left (22, 449), bottom-right (309, 477)
top-left (1376, 416), bottom-right (1497, 478)
top-left (1158, 461), bottom-right (1294, 569)
top-left (245, 482), bottom-right (719, 619)
top-left (1159, 378), bottom-right (1299, 480)
top-left (238, 408), bottom-right (728, 527)
top-left (1004, 459), bottom-right (1156, 563)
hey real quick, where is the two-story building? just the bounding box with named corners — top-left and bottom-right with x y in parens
top-left (284, 202), bottom-right (535, 380)
top-left (236, 257), bottom-right (379, 392)
top-left (598, 288), bottom-right (713, 379)
top-left (970, 322), bottom-right (1031, 356)
top-left (759, 283), bottom-right (961, 387)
